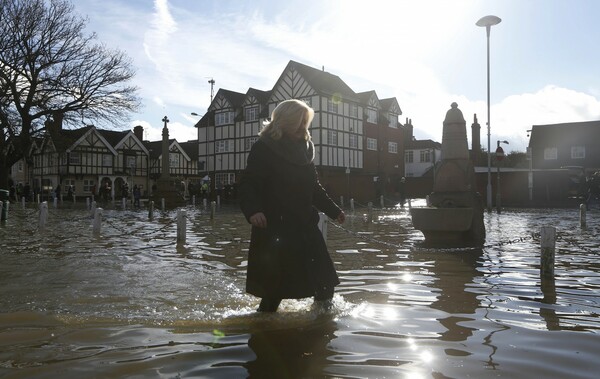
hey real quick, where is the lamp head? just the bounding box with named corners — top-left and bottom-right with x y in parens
top-left (476, 15), bottom-right (501, 28)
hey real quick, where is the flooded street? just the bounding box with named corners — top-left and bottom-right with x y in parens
top-left (1, 200), bottom-right (599, 378)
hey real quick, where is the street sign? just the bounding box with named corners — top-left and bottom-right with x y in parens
top-left (496, 146), bottom-right (505, 161)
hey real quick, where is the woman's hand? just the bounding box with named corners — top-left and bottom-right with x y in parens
top-left (336, 211), bottom-right (346, 224)
top-left (249, 212), bottom-right (268, 228)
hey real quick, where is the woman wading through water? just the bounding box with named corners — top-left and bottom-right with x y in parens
top-left (240, 99), bottom-right (345, 312)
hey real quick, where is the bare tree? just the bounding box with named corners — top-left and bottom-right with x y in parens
top-left (0, 0), bottom-right (140, 188)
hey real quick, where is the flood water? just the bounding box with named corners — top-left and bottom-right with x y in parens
top-left (1, 200), bottom-right (599, 378)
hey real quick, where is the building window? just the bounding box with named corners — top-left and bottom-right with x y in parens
top-left (327, 99), bottom-right (338, 113)
top-left (103, 154), bottom-right (113, 167)
top-left (245, 106), bottom-right (259, 122)
top-left (64, 179), bottom-right (75, 193)
top-left (216, 140), bottom-right (234, 153)
top-left (350, 104), bottom-right (358, 118)
top-left (169, 153), bottom-right (180, 166)
top-left (366, 108), bottom-right (378, 123)
top-left (349, 134), bottom-right (358, 149)
top-left (215, 111), bottom-right (234, 126)
top-left (83, 179), bottom-right (95, 192)
top-left (301, 98), bottom-right (312, 107)
top-left (367, 138), bottom-right (377, 151)
top-left (389, 113), bottom-right (398, 128)
top-left (69, 152), bottom-right (81, 165)
top-left (405, 150), bottom-right (414, 163)
top-left (388, 142), bottom-right (398, 153)
top-left (17, 161), bottom-right (23, 172)
top-left (215, 173), bottom-right (236, 186)
top-left (126, 156), bottom-right (136, 170)
top-left (544, 147), bottom-right (557, 160)
top-left (420, 150), bottom-right (431, 162)
top-left (245, 137), bottom-right (258, 151)
top-left (571, 146), bottom-right (585, 159)
top-left (327, 130), bottom-right (338, 145)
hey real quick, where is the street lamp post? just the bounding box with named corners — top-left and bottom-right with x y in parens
top-left (495, 140), bottom-right (509, 214)
top-left (476, 15), bottom-right (501, 213)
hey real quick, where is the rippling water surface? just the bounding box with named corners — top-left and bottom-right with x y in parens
top-left (1, 200), bottom-right (599, 378)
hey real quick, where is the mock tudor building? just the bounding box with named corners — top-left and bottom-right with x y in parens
top-left (195, 60), bottom-right (410, 203)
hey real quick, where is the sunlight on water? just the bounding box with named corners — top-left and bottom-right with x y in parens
top-left (1, 202), bottom-right (599, 378)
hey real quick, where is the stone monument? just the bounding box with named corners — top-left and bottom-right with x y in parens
top-left (151, 116), bottom-right (186, 208)
top-left (410, 103), bottom-right (485, 246)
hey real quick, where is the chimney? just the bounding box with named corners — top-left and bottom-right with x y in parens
top-left (471, 114), bottom-right (481, 165)
top-left (133, 125), bottom-right (144, 141)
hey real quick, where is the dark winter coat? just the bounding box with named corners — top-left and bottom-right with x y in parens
top-left (239, 136), bottom-right (342, 300)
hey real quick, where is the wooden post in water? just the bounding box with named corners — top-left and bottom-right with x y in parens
top-left (148, 201), bottom-right (154, 220)
top-left (540, 226), bottom-right (556, 278)
top-left (93, 208), bottom-right (103, 235)
top-left (580, 203), bottom-right (587, 229)
top-left (38, 201), bottom-right (48, 231)
top-left (177, 209), bottom-right (187, 244)
top-left (210, 201), bottom-right (216, 220)
top-left (318, 212), bottom-right (328, 242)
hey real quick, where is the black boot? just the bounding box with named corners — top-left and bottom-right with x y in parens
top-left (258, 298), bottom-right (281, 312)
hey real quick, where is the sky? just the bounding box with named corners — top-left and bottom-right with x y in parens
top-left (73, 0), bottom-right (600, 153)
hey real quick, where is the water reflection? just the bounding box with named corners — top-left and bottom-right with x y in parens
top-left (1, 203), bottom-right (600, 378)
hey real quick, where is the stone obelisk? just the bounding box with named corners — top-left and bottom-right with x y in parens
top-left (152, 116), bottom-right (186, 208)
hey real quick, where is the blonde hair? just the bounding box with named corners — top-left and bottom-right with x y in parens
top-left (259, 99), bottom-right (314, 141)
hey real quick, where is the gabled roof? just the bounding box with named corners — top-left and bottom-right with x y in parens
top-left (48, 125), bottom-right (93, 153)
top-left (247, 87), bottom-right (271, 104)
top-left (288, 60), bottom-right (358, 101)
top-left (96, 129), bottom-right (129, 147)
top-left (208, 88), bottom-right (245, 112)
top-left (143, 139), bottom-right (190, 161)
top-left (529, 120), bottom-right (600, 147)
top-left (380, 98), bottom-right (402, 115)
top-left (356, 90), bottom-right (380, 108)
top-left (179, 140), bottom-right (199, 160)
top-left (406, 139), bottom-right (442, 149)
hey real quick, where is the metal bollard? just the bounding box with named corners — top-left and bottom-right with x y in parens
top-left (148, 201), bottom-right (154, 220)
top-left (203, 198), bottom-right (207, 209)
top-left (580, 203), bottom-right (587, 229)
top-left (122, 197), bottom-right (127, 209)
top-left (53, 197), bottom-right (58, 208)
top-left (90, 201), bottom-right (97, 217)
top-left (367, 202), bottom-right (373, 223)
top-left (86, 197), bottom-right (90, 209)
top-left (177, 209), bottom-right (187, 244)
top-left (161, 198), bottom-right (165, 212)
top-left (380, 195), bottom-right (384, 208)
top-left (540, 226), bottom-right (556, 278)
top-left (22, 197), bottom-right (26, 209)
top-left (340, 196), bottom-right (344, 208)
top-left (38, 201), bottom-right (48, 231)
top-left (217, 195), bottom-right (221, 208)
top-left (93, 207), bottom-right (103, 235)
top-left (210, 201), bottom-right (216, 220)
top-left (192, 195), bottom-right (196, 207)
top-left (350, 198), bottom-right (355, 212)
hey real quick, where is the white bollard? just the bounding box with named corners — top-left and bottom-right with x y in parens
top-left (90, 201), bottom-right (97, 217)
top-left (36, 194), bottom-right (40, 204)
top-left (217, 195), bottom-right (221, 208)
top-left (540, 226), bottom-right (556, 278)
top-left (148, 200), bottom-right (154, 220)
top-left (408, 198), bottom-right (412, 208)
top-left (73, 194), bottom-right (77, 204)
top-left (340, 196), bottom-right (344, 208)
top-left (367, 202), bottom-right (373, 223)
top-left (350, 198), bottom-right (355, 212)
top-left (93, 207), bottom-right (103, 235)
top-left (161, 198), bottom-right (165, 212)
top-left (86, 197), bottom-right (90, 209)
top-left (22, 197), bottom-right (25, 209)
top-left (192, 195), bottom-right (196, 207)
top-left (177, 209), bottom-right (187, 244)
top-left (380, 195), bottom-right (384, 208)
top-left (210, 201), bottom-right (216, 219)
top-left (580, 203), bottom-right (587, 229)
top-left (122, 197), bottom-right (127, 209)
top-left (38, 201), bottom-right (48, 231)
top-left (60, 194), bottom-right (63, 203)
top-left (203, 198), bottom-right (207, 209)
top-left (318, 212), bottom-right (328, 242)
top-left (53, 197), bottom-right (58, 208)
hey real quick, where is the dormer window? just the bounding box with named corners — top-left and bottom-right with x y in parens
top-left (215, 111), bottom-right (234, 126)
top-left (366, 108), bottom-right (377, 123)
top-left (389, 113), bottom-right (398, 128)
top-left (245, 106), bottom-right (259, 122)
